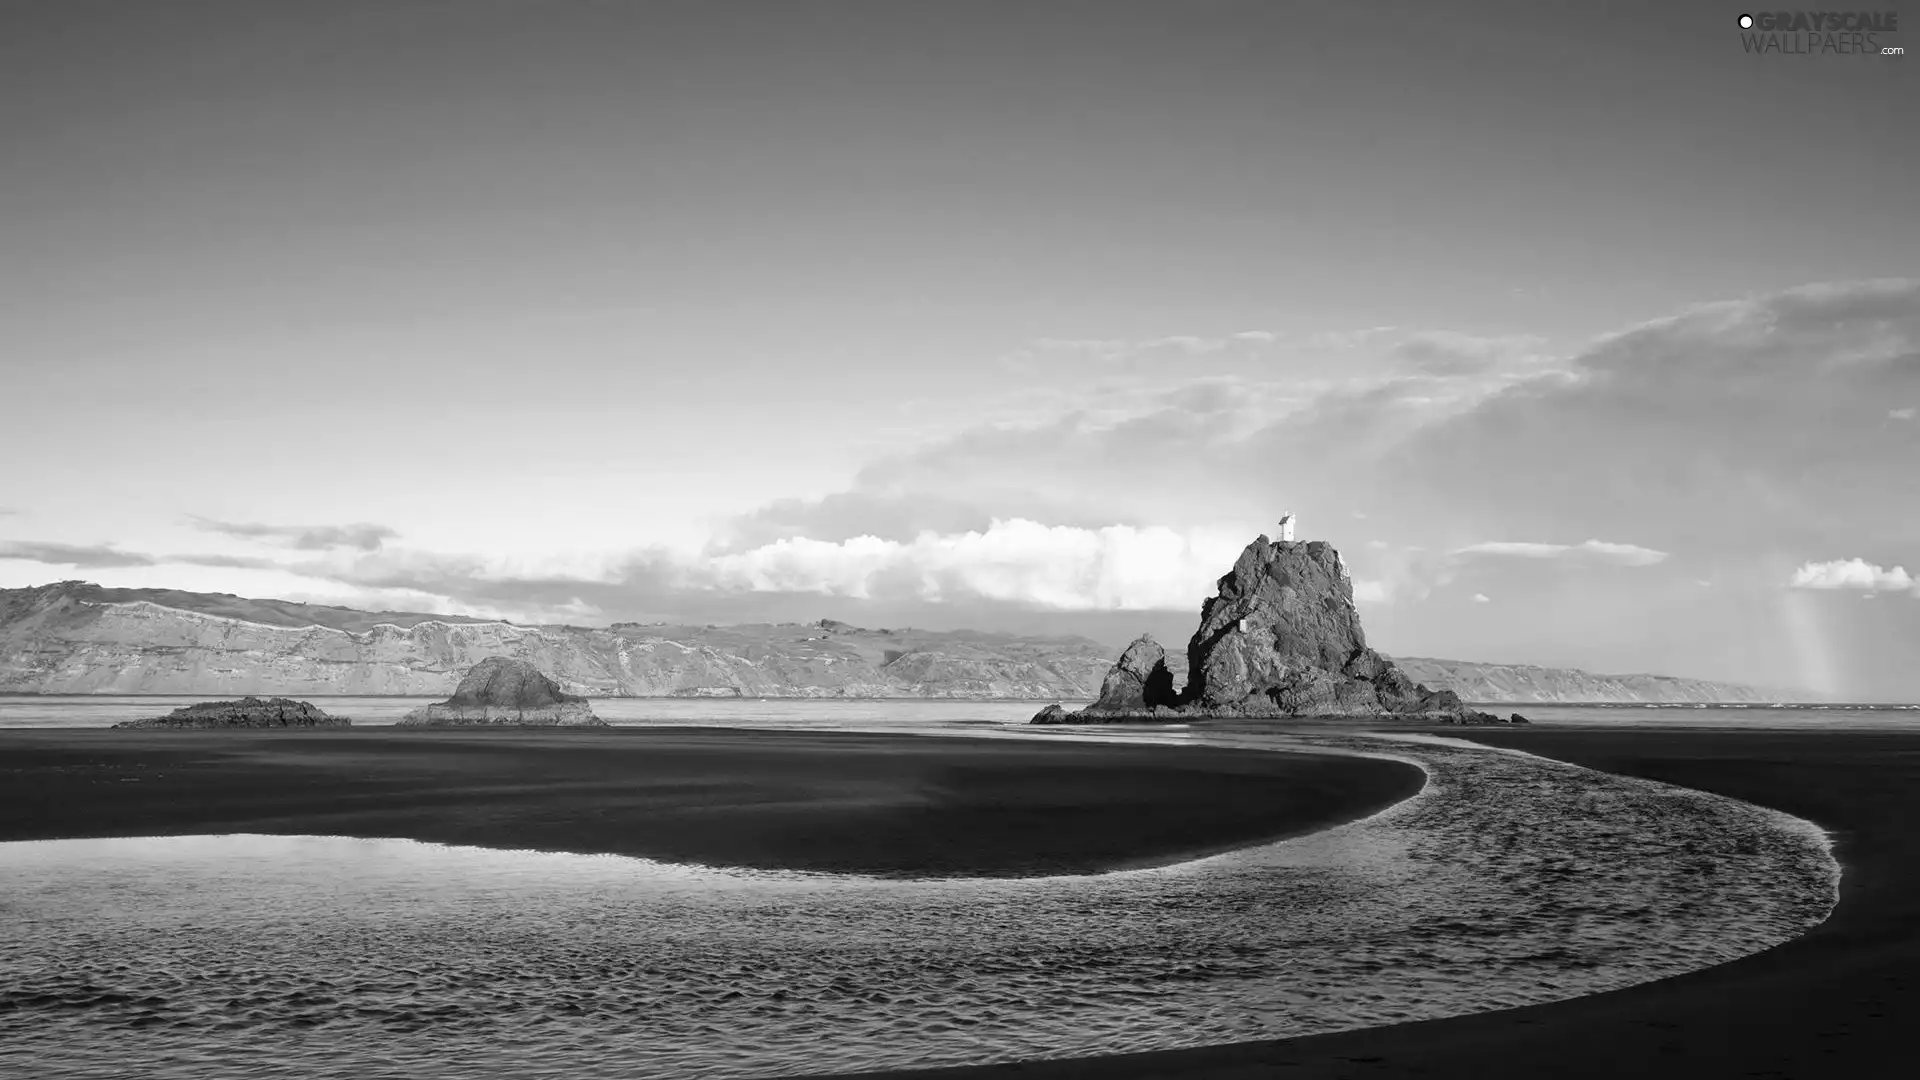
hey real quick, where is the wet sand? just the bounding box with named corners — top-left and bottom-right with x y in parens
top-left (13, 724), bottom-right (1903, 1078)
top-left (0, 726), bottom-right (1420, 878)
top-left (835, 727), bottom-right (1918, 1079)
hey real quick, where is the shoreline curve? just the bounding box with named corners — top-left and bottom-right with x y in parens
top-left (0, 724), bottom-right (1841, 1080)
top-left (812, 725), bottom-right (1872, 1080)
top-left (0, 725), bottom-right (1424, 880)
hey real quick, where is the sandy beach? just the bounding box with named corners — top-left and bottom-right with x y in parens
top-left (829, 726), bottom-right (1918, 1079)
top-left (0, 726), bottom-right (1420, 878)
top-left (3, 723), bottom-right (1910, 1078)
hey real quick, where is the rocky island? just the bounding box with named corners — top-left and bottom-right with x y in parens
top-left (112, 696), bottom-right (350, 729)
top-left (398, 657), bottom-right (608, 727)
top-left (1035, 532), bottom-right (1520, 725)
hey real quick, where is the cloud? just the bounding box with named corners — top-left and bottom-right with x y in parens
top-left (1385, 331), bottom-right (1548, 377)
top-left (837, 360), bottom-right (1544, 539)
top-left (1386, 278), bottom-right (1920, 555)
top-left (188, 517), bottom-right (399, 551)
top-left (1011, 333), bottom-right (1233, 363)
top-left (1350, 579), bottom-right (1392, 604)
top-left (1342, 545), bottom-right (1462, 608)
top-left (1891, 407), bottom-right (1917, 421)
top-left (1140, 335), bottom-right (1230, 355)
top-left (1472, 593), bottom-right (1492, 603)
top-left (1452, 539), bottom-right (1670, 567)
top-left (0, 541), bottom-right (156, 568)
top-left (1306, 326), bottom-right (1399, 351)
top-left (692, 520), bottom-right (1248, 611)
top-left (1335, 539), bottom-right (1667, 614)
top-left (32, 519), bottom-right (1252, 621)
top-left (0, 541), bottom-right (306, 575)
top-left (926, 323), bottom-right (1566, 537)
top-left (712, 492), bottom-right (996, 551)
top-left (1790, 559), bottom-right (1916, 594)
top-left (173, 553), bottom-right (290, 571)
top-left (303, 276), bottom-right (1907, 655)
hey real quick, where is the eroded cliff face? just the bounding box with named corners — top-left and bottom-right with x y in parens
top-left (0, 583), bottom-right (1114, 698)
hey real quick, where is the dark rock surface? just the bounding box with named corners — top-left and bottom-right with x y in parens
top-left (1035, 534), bottom-right (1519, 725)
top-left (113, 696), bottom-right (349, 729)
top-left (1090, 635), bottom-right (1180, 712)
top-left (1029, 704), bottom-right (1072, 725)
top-left (398, 657), bottom-right (606, 727)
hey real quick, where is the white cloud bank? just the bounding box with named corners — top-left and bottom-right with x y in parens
top-left (1791, 559), bottom-right (1917, 594)
top-left (701, 519), bottom-right (1249, 610)
top-left (0, 519), bottom-right (1300, 617)
top-left (1350, 579), bottom-right (1393, 605)
top-left (1451, 539), bottom-right (1670, 567)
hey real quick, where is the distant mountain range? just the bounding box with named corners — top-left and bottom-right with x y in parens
top-left (0, 581), bottom-right (1809, 703)
top-left (1384, 656), bottom-right (1804, 705)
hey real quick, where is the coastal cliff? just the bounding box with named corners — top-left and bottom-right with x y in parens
top-left (0, 580), bottom-right (1798, 702)
top-left (0, 582), bottom-right (1114, 698)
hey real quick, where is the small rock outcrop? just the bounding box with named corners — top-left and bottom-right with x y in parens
top-left (1434, 711), bottom-right (1532, 726)
top-left (1033, 635), bottom-right (1184, 723)
top-left (398, 657), bottom-right (606, 727)
top-left (1035, 534), bottom-right (1514, 725)
top-left (113, 696), bottom-right (349, 729)
top-left (1093, 635), bottom-right (1181, 711)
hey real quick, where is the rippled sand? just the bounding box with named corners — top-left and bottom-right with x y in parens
top-left (0, 732), bottom-right (1837, 1079)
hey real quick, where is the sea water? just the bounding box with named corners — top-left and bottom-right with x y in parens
top-left (0, 726), bottom-right (1840, 1080)
top-left (2, 695), bottom-right (1918, 730)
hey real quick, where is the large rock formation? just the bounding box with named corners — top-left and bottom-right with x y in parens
top-left (398, 657), bottom-right (607, 726)
top-left (112, 696), bottom-right (350, 729)
top-left (1035, 535), bottom-right (1515, 725)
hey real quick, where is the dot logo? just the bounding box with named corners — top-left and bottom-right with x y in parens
top-left (1739, 13), bottom-right (1754, 28)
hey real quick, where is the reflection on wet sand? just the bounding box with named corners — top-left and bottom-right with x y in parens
top-left (0, 732), bottom-right (1836, 1080)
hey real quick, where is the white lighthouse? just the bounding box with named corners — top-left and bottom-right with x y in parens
top-left (1278, 511), bottom-right (1296, 542)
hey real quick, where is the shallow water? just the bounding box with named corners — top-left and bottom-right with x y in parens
top-left (0, 731), bottom-right (1838, 1080)
top-left (0, 695), bottom-right (1054, 729)
top-left (2, 695), bottom-right (1916, 730)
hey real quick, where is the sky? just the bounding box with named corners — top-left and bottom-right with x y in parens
top-left (1, 1), bottom-right (1916, 699)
